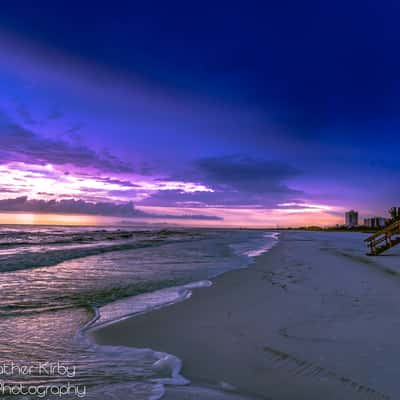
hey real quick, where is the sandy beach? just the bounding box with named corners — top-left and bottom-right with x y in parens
top-left (92, 231), bottom-right (400, 399)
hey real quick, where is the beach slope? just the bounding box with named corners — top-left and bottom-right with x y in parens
top-left (92, 231), bottom-right (400, 399)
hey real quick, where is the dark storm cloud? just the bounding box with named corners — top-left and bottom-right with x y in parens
top-left (0, 196), bottom-right (144, 216)
top-left (193, 155), bottom-right (300, 193)
top-left (0, 113), bottom-right (134, 173)
top-left (143, 155), bottom-right (302, 208)
top-left (141, 188), bottom-right (301, 208)
top-left (0, 196), bottom-right (222, 220)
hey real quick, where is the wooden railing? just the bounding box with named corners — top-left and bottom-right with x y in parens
top-left (364, 220), bottom-right (400, 255)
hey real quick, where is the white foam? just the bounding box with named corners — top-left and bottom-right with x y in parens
top-left (232, 231), bottom-right (279, 259)
top-left (87, 280), bottom-right (212, 332)
top-left (151, 353), bottom-right (190, 385)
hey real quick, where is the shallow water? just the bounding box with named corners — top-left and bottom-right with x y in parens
top-left (0, 225), bottom-right (278, 399)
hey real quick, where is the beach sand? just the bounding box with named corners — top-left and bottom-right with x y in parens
top-left (92, 231), bottom-right (400, 399)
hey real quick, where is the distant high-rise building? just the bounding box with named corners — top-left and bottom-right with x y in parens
top-left (345, 210), bottom-right (359, 227)
top-left (389, 207), bottom-right (400, 221)
top-left (363, 217), bottom-right (387, 229)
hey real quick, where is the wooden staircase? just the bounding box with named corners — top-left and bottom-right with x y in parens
top-left (364, 220), bottom-right (400, 255)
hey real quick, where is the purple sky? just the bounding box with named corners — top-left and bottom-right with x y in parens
top-left (1, 2), bottom-right (399, 226)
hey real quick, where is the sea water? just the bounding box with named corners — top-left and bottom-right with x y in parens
top-left (0, 225), bottom-right (278, 399)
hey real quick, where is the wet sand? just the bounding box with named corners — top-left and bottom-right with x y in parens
top-left (92, 231), bottom-right (400, 399)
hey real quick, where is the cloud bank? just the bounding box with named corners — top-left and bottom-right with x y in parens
top-left (0, 106), bottom-right (305, 217)
top-left (0, 197), bottom-right (222, 220)
top-left (143, 155), bottom-right (303, 208)
top-left (0, 112), bottom-right (133, 173)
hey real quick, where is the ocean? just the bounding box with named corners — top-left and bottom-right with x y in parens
top-left (0, 225), bottom-right (278, 399)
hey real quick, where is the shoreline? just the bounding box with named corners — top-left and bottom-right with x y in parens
top-left (92, 231), bottom-right (400, 399)
top-left (85, 232), bottom-right (278, 334)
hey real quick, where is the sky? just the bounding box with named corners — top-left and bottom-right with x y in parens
top-left (0, 0), bottom-right (399, 227)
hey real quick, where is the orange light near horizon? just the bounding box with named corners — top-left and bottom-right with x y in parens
top-left (0, 206), bottom-right (342, 228)
top-left (0, 213), bottom-right (99, 226)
